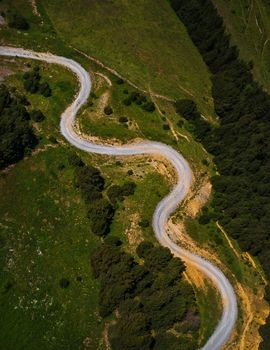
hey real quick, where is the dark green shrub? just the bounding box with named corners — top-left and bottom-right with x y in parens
top-left (23, 68), bottom-right (52, 97)
top-left (123, 98), bottom-right (132, 106)
top-left (104, 105), bottom-right (113, 115)
top-left (7, 11), bottom-right (29, 30)
top-left (39, 82), bottom-right (52, 97)
top-left (104, 236), bottom-right (122, 246)
top-left (142, 101), bottom-right (155, 112)
top-left (49, 136), bottom-right (57, 144)
top-left (68, 153), bottom-right (84, 167)
top-left (177, 120), bottom-right (184, 128)
top-left (119, 116), bottom-right (128, 123)
top-left (59, 278), bottom-right (70, 288)
top-left (139, 219), bottom-right (150, 228)
top-left (175, 99), bottom-right (197, 118)
top-left (0, 84), bottom-right (38, 169)
top-left (107, 185), bottom-right (124, 205)
top-left (87, 198), bottom-right (114, 236)
top-left (76, 165), bottom-right (105, 192)
top-left (30, 109), bottom-right (45, 122)
top-left (116, 78), bottom-right (124, 84)
top-left (121, 182), bottom-right (136, 196)
top-left (136, 241), bottom-right (154, 258)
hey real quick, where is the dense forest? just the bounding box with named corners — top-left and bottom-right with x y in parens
top-left (170, 0), bottom-right (270, 347)
top-left (69, 154), bottom-right (200, 349)
top-left (0, 84), bottom-right (37, 169)
top-left (92, 240), bottom-right (199, 350)
top-left (0, 64), bottom-right (51, 170)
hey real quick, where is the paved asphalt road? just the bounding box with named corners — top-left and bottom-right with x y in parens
top-left (0, 46), bottom-right (238, 350)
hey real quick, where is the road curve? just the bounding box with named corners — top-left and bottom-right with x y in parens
top-left (0, 46), bottom-right (237, 350)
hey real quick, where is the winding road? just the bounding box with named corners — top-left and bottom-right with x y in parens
top-left (0, 46), bottom-right (238, 350)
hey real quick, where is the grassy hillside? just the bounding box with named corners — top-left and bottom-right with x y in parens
top-left (41, 0), bottom-right (213, 112)
top-left (0, 147), bottom-right (104, 350)
top-left (2, 1), bottom-right (268, 348)
top-left (0, 59), bottom-right (106, 349)
top-left (0, 55), bottom-right (205, 348)
top-left (213, 0), bottom-right (270, 91)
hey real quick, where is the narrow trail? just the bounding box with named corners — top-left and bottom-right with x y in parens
top-left (0, 46), bottom-right (238, 350)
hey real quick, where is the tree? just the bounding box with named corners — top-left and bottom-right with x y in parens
top-left (175, 99), bottom-right (197, 118)
top-left (104, 235), bottom-right (122, 247)
top-left (59, 278), bottom-right (70, 288)
top-left (122, 181), bottom-right (136, 196)
top-left (30, 109), bottom-right (45, 122)
top-left (136, 241), bottom-right (154, 258)
top-left (109, 311), bottom-right (153, 350)
top-left (0, 85), bottom-right (38, 169)
top-left (119, 116), bottom-right (128, 123)
top-left (104, 105), bottom-right (113, 115)
top-left (107, 185), bottom-right (124, 205)
top-left (143, 101), bottom-right (155, 112)
top-left (75, 165), bottom-right (105, 192)
top-left (68, 153), bottom-right (84, 167)
top-left (123, 97), bottom-right (132, 106)
top-left (23, 68), bottom-right (52, 97)
top-left (87, 198), bottom-right (114, 236)
top-left (139, 219), bottom-right (150, 228)
top-left (7, 11), bottom-right (29, 30)
top-left (116, 78), bottom-right (124, 85)
top-left (39, 82), bottom-right (52, 97)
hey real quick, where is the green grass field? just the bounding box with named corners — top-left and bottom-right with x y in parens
top-left (213, 0), bottom-right (270, 91)
top-left (0, 55), bottom-right (202, 348)
top-left (78, 72), bottom-right (213, 176)
top-left (0, 147), bottom-right (104, 350)
top-left (0, 0), bottom-right (214, 115)
top-left (40, 0), bottom-right (213, 114)
top-left (0, 59), bottom-right (106, 349)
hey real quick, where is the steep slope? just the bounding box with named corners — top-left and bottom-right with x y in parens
top-left (212, 0), bottom-right (270, 91)
top-left (41, 0), bottom-right (213, 112)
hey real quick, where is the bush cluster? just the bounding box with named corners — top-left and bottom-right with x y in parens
top-left (7, 11), bottom-right (29, 30)
top-left (175, 98), bottom-right (211, 140)
top-left (104, 105), bottom-right (113, 115)
top-left (71, 160), bottom-right (113, 236)
top-left (30, 109), bottom-right (45, 122)
top-left (91, 240), bottom-right (198, 350)
top-left (107, 182), bottom-right (136, 205)
top-left (23, 67), bottom-right (52, 97)
top-left (0, 84), bottom-right (38, 169)
top-left (123, 91), bottom-right (155, 112)
top-left (70, 155), bottom-right (136, 236)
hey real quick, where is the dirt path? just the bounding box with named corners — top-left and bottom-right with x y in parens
top-left (30, 0), bottom-right (41, 17)
top-left (216, 222), bottom-right (240, 259)
top-left (95, 72), bottom-right (112, 87)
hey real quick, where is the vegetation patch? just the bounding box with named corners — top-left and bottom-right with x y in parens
top-left (6, 10), bottom-right (29, 30)
top-left (91, 240), bottom-right (199, 350)
top-left (0, 84), bottom-right (38, 169)
top-left (170, 0), bottom-right (270, 346)
top-left (0, 147), bottom-right (104, 350)
top-left (23, 66), bottom-right (52, 97)
top-left (41, 0), bottom-right (213, 114)
top-left (212, 0), bottom-right (270, 92)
